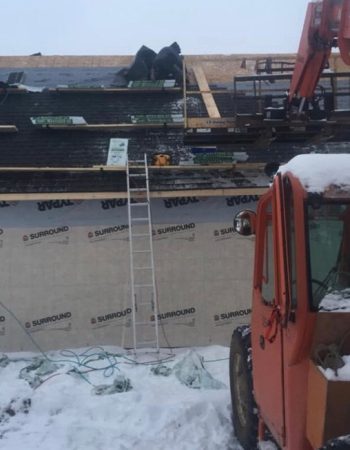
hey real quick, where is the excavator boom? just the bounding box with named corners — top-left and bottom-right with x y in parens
top-left (289, 0), bottom-right (350, 103)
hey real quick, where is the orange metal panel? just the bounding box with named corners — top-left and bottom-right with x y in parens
top-left (307, 360), bottom-right (350, 448)
top-left (339, 0), bottom-right (350, 63)
top-left (251, 185), bottom-right (286, 447)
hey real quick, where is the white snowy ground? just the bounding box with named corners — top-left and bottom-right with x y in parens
top-left (0, 345), bottom-right (242, 450)
top-left (1, 326), bottom-right (349, 449)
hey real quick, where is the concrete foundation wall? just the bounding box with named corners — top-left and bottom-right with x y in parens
top-left (0, 195), bottom-right (257, 352)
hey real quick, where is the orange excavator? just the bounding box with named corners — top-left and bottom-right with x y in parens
top-left (289, 0), bottom-right (350, 113)
top-left (229, 2), bottom-right (350, 449)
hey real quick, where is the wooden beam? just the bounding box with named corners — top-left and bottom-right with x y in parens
top-left (0, 187), bottom-right (268, 201)
top-left (0, 125), bottom-right (18, 133)
top-left (151, 187), bottom-right (268, 198)
top-left (186, 117), bottom-right (236, 129)
top-left (186, 89), bottom-right (234, 94)
top-left (46, 123), bottom-right (183, 131)
top-left (52, 87), bottom-right (182, 94)
top-left (183, 60), bottom-right (188, 128)
top-left (0, 88), bottom-right (28, 94)
top-left (0, 163), bottom-right (266, 172)
top-left (192, 65), bottom-right (221, 118)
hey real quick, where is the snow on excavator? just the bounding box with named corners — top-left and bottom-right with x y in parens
top-left (229, 2), bottom-right (350, 449)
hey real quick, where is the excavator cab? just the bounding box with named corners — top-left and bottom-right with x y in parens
top-left (231, 155), bottom-right (350, 450)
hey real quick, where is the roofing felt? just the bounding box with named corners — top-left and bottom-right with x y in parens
top-left (0, 67), bottom-right (125, 89)
top-left (1, 58), bottom-right (350, 196)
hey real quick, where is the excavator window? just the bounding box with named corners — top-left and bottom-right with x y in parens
top-left (306, 201), bottom-right (350, 309)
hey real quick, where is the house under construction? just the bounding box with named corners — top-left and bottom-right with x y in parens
top-left (1, 50), bottom-right (350, 351)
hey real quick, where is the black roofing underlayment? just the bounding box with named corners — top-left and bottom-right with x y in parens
top-left (1, 67), bottom-right (350, 193)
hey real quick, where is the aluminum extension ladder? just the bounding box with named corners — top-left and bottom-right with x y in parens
top-left (126, 154), bottom-right (159, 353)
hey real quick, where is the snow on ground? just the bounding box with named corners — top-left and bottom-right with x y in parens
top-left (0, 346), bottom-right (242, 450)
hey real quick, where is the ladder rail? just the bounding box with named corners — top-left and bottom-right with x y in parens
top-left (144, 153), bottom-right (160, 352)
top-left (127, 153), bottom-right (159, 353)
top-left (126, 159), bottom-right (137, 352)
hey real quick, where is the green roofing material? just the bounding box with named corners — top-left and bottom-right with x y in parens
top-left (128, 80), bottom-right (176, 89)
top-left (30, 116), bottom-right (87, 126)
top-left (130, 114), bottom-right (183, 124)
top-left (193, 152), bottom-right (234, 164)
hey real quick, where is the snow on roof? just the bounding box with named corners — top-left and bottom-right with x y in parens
top-left (279, 154), bottom-right (350, 193)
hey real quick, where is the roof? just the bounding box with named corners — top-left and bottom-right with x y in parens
top-left (1, 52), bottom-right (350, 198)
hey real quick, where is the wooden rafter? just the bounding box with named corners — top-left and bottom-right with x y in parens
top-left (192, 65), bottom-right (221, 119)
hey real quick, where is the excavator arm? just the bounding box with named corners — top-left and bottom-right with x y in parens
top-left (289, 0), bottom-right (350, 107)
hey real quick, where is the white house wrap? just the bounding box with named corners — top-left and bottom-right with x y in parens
top-left (0, 195), bottom-right (257, 352)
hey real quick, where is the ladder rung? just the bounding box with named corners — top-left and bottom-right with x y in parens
top-left (136, 341), bottom-right (158, 347)
top-left (128, 155), bottom-right (158, 352)
top-left (131, 202), bottom-right (148, 207)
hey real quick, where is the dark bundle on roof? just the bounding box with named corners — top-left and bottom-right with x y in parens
top-left (123, 45), bottom-right (156, 82)
top-left (153, 42), bottom-right (183, 83)
top-left (117, 42), bottom-right (184, 85)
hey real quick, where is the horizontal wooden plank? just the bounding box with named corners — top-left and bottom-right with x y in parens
top-left (186, 90), bottom-right (234, 95)
top-left (0, 166), bottom-right (127, 172)
top-left (0, 187), bottom-right (268, 201)
top-left (52, 87), bottom-right (182, 94)
top-left (0, 163), bottom-right (265, 172)
top-left (0, 88), bottom-right (28, 94)
top-left (0, 125), bottom-right (18, 133)
top-left (47, 123), bottom-right (184, 131)
top-left (186, 117), bottom-right (236, 129)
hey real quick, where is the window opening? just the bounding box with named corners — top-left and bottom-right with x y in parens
top-left (307, 200), bottom-right (350, 309)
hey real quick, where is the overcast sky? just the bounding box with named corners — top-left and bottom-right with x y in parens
top-left (2, 0), bottom-right (310, 56)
